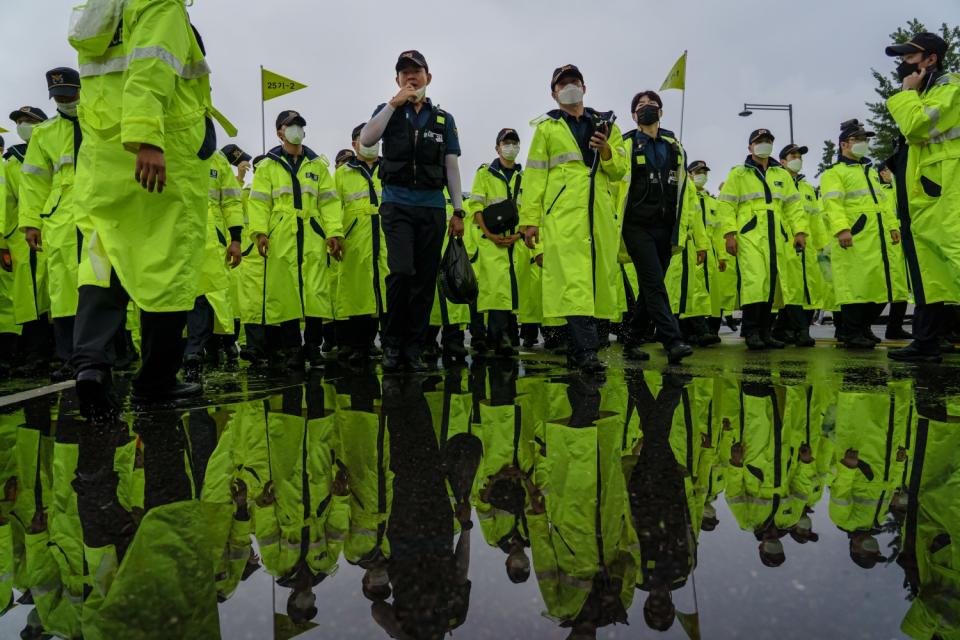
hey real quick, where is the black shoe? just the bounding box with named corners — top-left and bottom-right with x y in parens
top-left (667, 342), bottom-right (694, 364)
top-left (885, 328), bottom-right (913, 340)
top-left (304, 345), bottom-right (325, 368)
top-left (569, 351), bottom-right (605, 373)
top-left (888, 343), bottom-right (943, 363)
top-left (223, 341), bottom-right (240, 364)
top-left (745, 334), bottom-right (767, 351)
top-left (771, 330), bottom-right (796, 345)
top-left (422, 343), bottom-right (441, 360)
top-left (405, 352), bottom-right (432, 372)
top-left (51, 362), bottom-right (75, 382)
top-left (761, 335), bottom-right (786, 349)
top-left (841, 335), bottom-right (876, 349)
top-left (336, 346), bottom-right (355, 362)
top-left (471, 338), bottom-right (489, 354)
top-left (794, 332), bottom-right (816, 348)
top-left (131, 380), bottom-right (203, 404)
top-left (521, 338), bottom-right (538, 350)
top-left (624, 344), bottom-right (651, 361)
top-left (698, 333), bottom-right (722, 347)
top-left (443, 341), bottom-right (469, 360)
top-left (382, 347), bottom-right (402, 371)
top-left (369, 345), bottom-right (382, 357)
top-left (940, 339), bottom-right (956, 354)
top-left (494, 337), bottom-right (518, 357)
top-left (76, 368), bottom-right (118, 419)
top-left (864, 328), bottom-right (882, 344)
top-left (182, 354), bottom-right (203, 383)
top-left (347, 347), bottom-right (369, 365)
top-left (724, 316), bottom-right (741, 332)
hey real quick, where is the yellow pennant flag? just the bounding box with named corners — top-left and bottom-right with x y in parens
top-left (0, 127), bottom-right (8, 134)
top-left (261, 67), bottom-right (308, 102)
top-left (660, 51), bottom-right (687, 92)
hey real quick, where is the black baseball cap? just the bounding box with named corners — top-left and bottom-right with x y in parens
top-left (221, 144), bottom-right (251, 166)
top-left (45, 67), bottom-right (80, 98)
top-left (351, 124), bottom-right (365, 141)
top-left (9, 106), bottom-right (48, 123)
top-left (396, 50), bottom-right (428, 73)
top-left (839, 119), bottom-right (875, 141)
top-left (551, 64), bottom-right (584, 90)
top-left (336, 149), bottom-right (356, 165)
top-left (885, 32), bottom-right (948, 60)
top-left (687, 160), bottom-right (710, 173)
top-left (778, 144), bottom-right (809, 159)
top-left (749, 128), bottom-right (775, 144)
top-left (496, 128), bottom-right (520, 144)
top-left (275, 110), bottom-right (306, 130)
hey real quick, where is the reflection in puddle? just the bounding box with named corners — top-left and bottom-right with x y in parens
top-left (0, 359), bottom-right (956, 639)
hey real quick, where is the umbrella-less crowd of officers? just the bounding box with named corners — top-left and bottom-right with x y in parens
top-left (1, 2), bottom-right (959, 414)
top-left (0, 364), bottom-right (955, 639)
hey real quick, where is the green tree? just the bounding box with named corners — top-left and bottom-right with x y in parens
top-left (867, 20), bottom-right (960, 161)
top-left (816, 139), bottom-right (836, 177)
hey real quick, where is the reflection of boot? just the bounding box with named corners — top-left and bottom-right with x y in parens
top-left (72, 468), bottom-right (136, 555)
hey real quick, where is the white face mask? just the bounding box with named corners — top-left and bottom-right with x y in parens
top-left (556, 84), bottom-right (584, 106)
top-left (413, 86), bottom-right (427, 102)
top-left (359, 142), bottom-right (380, 160)
top-left (786, 158), bottom-right (803, 173)
top-left (17, 122), bottom-right (34, 142)
top-left (58, 99), bottom-right (80, 118)
top-left (753, 142), bottom-right (773, 159)
top-left (283, 124), bottom-right (305, 145)
top-left (692, 173), bottom-right (708, 188)
top-left (850, 141), bottom-right (870, 159)
top-left (500, 144), bottom-right (520, 161)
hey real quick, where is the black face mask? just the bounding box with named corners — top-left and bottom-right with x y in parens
top-left (896, 60), bottom-right (920, 81)
top-left (635, 104), bottom-right (660, 126)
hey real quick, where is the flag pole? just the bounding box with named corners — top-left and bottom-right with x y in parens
top-left (679, 50), bottom-right (687, 142)
top-left (260, 65), bottom-right (266, 155)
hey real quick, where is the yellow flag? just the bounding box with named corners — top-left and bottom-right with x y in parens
top-left (0, 127), bottom-right (7, 134)
top-left (660, 51), bottom-right (687, 92)
top-left (261, 67), bottom-right (307, 102)
top-left (676, 610), bottom-right (701, 640)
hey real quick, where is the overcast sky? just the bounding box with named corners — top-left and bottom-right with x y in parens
top-left (1, 0), bottom-right (948, 189)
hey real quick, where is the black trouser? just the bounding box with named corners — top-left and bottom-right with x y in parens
top-left (887, 301), bottom-right (908, 334)
top-left (18, 315), bottom-right (53, 363)
top-left (469, 304), bottom-right (487, 346)
top-left (566, 315), bottom-right (599, 359)
top-left (184, 296), bottom-right (213, 358)
top-left (621, 221), bottom-right (682, 347)
top-left (52, 315), bottom-right (76, 363)
top-left (487, 310), bottom-right (514, 344)
top-left (73, 271), bottom-right (186, 390)
top-left (303, 316), bottom-right (325, 349)
top-left (243, 319), bottom-right (300, 355)
top-left (774, 304), bottom-right (809, 337)
top-left (441, 324), bottom-right (464, 348)
top-left (381, 202), bottom-right (445, 354)
top-left (741, 302), bottom-right (774, 338)
top-left (520, 323), bottom-right (540, 344)
top-left (913, 302), bottom-right (943, 353)
top-left (342, 315), bottom-right (379, 351)
top-left (839, 303), bottom-right (882, 341)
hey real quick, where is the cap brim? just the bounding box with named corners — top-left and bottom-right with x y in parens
top-left (751, 135), bottom-right (775, 143)
top-left (48, 85), bottom-right (79, 98)
top-left (239, 153), bottom-right (252, 163)
top-left (396, 61), bottom-right (426, 72)
top-left (498, 134), bottom-right (520, 143)
top-left (8, 111), bottom-right (41, 123)
top-left (796, 145), bottom-right (809, 155)
top-left (885, 43), bottom-right (921, 57)
top-left (280, 116), bottom-right (306, 128)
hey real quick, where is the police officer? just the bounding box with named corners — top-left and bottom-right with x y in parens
top-left (335, 149), bottom-right (356, 169)
top-left (821, 120), bottom-right (901, 349)
top-left (876, 162), bottom-right (911, 340)
top-left (359, 50), bottom-right (465, 372)
top-left (4, 106), bottom-right (51, 374)
top-left (884, 32), bottom-right (960, 362)
top-left (469, 128), bottom-right (525, 357)
top-left (69, 0), bottom-right (221, 412)
top-left (617, 91), bottom-right (696, 363)
top-left (774, 143), bottom-right (821, 347)
top-left (18, 69), bottom-right (84, 381)
top-left (521, 65), bottom-right (628, 372)
top-left (718, 129), bottom-right (808, 350)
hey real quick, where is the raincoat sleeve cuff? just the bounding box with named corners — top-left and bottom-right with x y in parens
top-left (121, 116), bottom-right (165, 154)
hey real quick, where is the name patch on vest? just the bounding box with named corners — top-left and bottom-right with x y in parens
top-left (305, 172), bottom-right (320, 181)
top-left (210, 169), bottom-right (218, 178)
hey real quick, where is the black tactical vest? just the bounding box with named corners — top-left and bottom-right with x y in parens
top-left (625, 130), bottom-right (681, 226)
top-left (380, 103), bottom-right (447, 190)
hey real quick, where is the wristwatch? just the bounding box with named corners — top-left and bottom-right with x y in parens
top-left (453, 209), bottom-right (465, 219)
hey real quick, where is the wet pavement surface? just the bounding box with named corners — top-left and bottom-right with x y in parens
top-left (0, 336), bottom-right (958, 639)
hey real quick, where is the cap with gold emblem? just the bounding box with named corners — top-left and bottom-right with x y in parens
top-left (8, 106), bottom-right (48, 124)
top-left (46, 67), bottom-right (81, 98)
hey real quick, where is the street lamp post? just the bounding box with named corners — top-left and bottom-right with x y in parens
top-left (738, 103), bottom-right (794, 144)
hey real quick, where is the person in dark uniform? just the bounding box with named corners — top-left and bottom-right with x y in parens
top-left (359, 50), bottom-right (466, 372)
top-left (620, 91), bottom-right (694, 364)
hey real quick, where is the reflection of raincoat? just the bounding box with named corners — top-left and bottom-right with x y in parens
top-left (725, 384), bottom-right (815, 534)
top-left (829, 382), bottom-right (911, 533)
top-left (900, 409), bottom-right (960, 639)
top-left (529, 382), bottom-right (637, 625)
